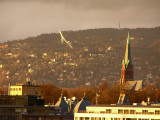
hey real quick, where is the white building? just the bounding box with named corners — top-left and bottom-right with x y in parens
top-left (74, 104), bottom-right (160, 120)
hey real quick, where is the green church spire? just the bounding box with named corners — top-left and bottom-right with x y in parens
top-left (123, 31), bottom-right (133, 66)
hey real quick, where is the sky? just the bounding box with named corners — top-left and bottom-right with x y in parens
top-left (0, 0), bottom-right (160, 42)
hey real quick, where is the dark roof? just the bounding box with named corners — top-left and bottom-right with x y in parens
top-left (55, 95), bottom-right (68, 113)
top-left (74, 96), bottom-right (91, 113)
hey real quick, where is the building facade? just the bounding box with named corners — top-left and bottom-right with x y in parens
top-left (9, 80), bottom-right (41, 96)
top-left (0, 105), bottom-right (63, 120)
top-left (74, 105), bottom-right (160, 120)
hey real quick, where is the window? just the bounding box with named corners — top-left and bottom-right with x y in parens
top-left (142, 110), bottom-right (148, 114)
top-left (155, 110), bottom-right (160, 115)
top-left (95, 118), bottom-right (101, 120)
top-left (85, 117), bottom-right (89, 120)
top-left (91, 117), bottom-right (94, 120)
top-left (106, 109), bottom-right (111, 113)
top-left (130, 110), bottom-right (135, 114)
top-left (118, 109), bottom-right (123, 114)
top-left (124, 110), bottom-right (129, 114)
top-left (80, 117), bottom-right (83, 120)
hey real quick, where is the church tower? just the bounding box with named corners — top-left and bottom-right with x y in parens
top-left (120, 32), bottom-right (133, 86)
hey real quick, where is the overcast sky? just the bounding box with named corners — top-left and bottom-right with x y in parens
top-left (0, 0), bottom-right (160, 42)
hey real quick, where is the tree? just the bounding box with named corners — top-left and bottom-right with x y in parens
top-left (41, 84), bottom-right (61, 104)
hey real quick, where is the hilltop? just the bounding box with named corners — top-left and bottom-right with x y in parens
top-left (0, 27), bottom-right (160, 88)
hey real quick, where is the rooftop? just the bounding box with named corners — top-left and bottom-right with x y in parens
top-left (88, 104), bottom-right (160, 108)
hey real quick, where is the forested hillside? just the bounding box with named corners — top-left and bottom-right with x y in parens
top-left (0, 27), bottom-right (160, 88)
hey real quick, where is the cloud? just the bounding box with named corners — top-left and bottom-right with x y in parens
top-left (0, 0), bottom-right (160, 42)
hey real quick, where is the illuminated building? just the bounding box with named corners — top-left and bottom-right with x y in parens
top-left (74, 105), bottom-right (160, 120)
top-left (8, 78), bottom-right (41, 96)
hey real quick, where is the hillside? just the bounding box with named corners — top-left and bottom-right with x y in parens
top-left (0, 27), bottom-right (160, 88)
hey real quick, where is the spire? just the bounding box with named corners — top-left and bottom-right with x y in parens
top-left (123, 31), bottom-right (133, 66)
top-left (120, 32), bottom-right (134, 86)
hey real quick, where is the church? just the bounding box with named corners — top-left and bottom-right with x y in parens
top-left (118, 32), bottom-right (143, 105)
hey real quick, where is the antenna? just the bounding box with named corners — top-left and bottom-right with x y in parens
top-left (59, 30), bottom-right (73, 49)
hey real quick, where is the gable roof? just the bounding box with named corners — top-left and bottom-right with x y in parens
top-left (121, 80), bottom-right (144, 91)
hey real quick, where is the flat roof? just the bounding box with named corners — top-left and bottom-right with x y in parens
top-left (0, 105), bottom-right (25, 108)
top-left (11, 84), bottom-right (41, 87)
top-left (87, 104), bottom-right (160, 108)
top-left (0, 105), bottom-right (60, 109)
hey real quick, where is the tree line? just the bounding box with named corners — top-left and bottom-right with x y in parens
top-left (41, 81), bottom-right (160, 105)
top-left (0, 81), bottom-right (160, 105)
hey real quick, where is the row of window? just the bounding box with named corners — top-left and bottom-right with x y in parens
top-left (105, 109), bottom-right (160, 115)
top-left (10, 88), bottom-right (21, 91)
top-left (85, 109), bottom-right (160, 115)
top-left (10, 88), bottom-right (36, 91)
top-left (76, 118), bottom-right (158, 120)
